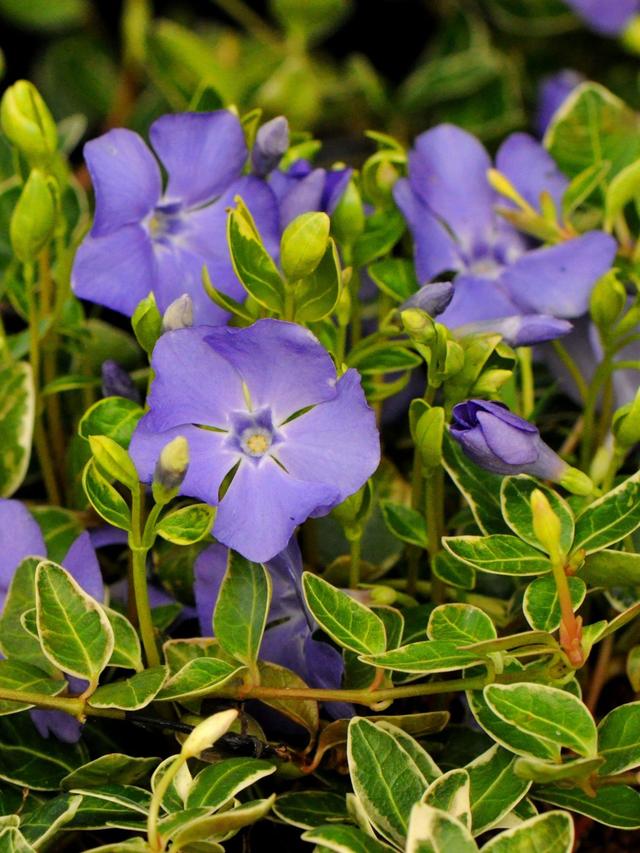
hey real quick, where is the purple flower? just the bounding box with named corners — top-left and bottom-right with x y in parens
top-left (269, 158), bottom-right (352, 229)
top-left (451, 400), bottom-right (568, 479)
top-left (564, 0), bottom-right (638, 35)
top-left (537, 70), bottom-right (585, 136)
top-left (72, 111), bottom-right (280, 325)
top-left (252, 116), bottom-right (290, 177)
top-left (129, 319), bottom-right (380, 562)
top-left (101, 360), bottom-right (141, 403)
top-left (194, 538), bottom-right (352, 719)
top-left (394, 125), bottom-right (617, 346)
top-left (0, 500), bottom-right (104, 742)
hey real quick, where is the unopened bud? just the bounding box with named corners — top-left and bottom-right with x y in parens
top-left (10, 169), bottom-right (56, 262)
top-left (530, 489), bottom-right (563, 562)
top-left (559, 465), bottom-right (593, 496)
top-left (101, 360), bottom-right (141, 403)
top-left (331, 178), bottom-right (365, 247)
top-left (369, 586), bottom-right (397, 606)
top-left (401, 282), bottom-right (454, 318)
top-left (622, 15), bottom-right (640, 54)
top-left (613, 388), bottom-right (640, 448)
top-left (415, 406), bottom-right (444, 471)
top-left (162, 293), bottom-right (193, 332)
top-left (132, 292), bottom-right (162, 355)
top-left (153, 435), bottom-right (189, 503)
top-left (401, 307), bottom-right (435, 342)
top-left (590, 271), bottom-right (626, 331)
top-left (280, 211), bottom-right (330, 281)
top-left (1, 80), bottom-right (57, 160)
top-left (181, 708), bottom-right (238, 759)
top-left (252, 116), bottom-right (289, 177)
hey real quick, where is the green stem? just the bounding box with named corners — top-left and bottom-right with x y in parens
top-left (129, 485), bottom-right (161, 668)
top-left (147, 754), bottom-right (186, 852)
top-left (518, 347), bottom-right (535, 418)
top-left (425, 465), bottom-right (445, 604)
top-left (209, 0), bottom-right (280, 45)
top-left (0, 688), bottom-right (125, 719)
top-left (406, 445), bottom-right (424, 598)
top-left (551, 558), bottom-right (583, 667)
top-left (348, 534), bottom-right (362, 590)
top-left (551, 341), bottom-right (588, 403)
top-left (283, 287), bottom-right (296, 322)
top-left (580, 355), bottom-right (612, 470)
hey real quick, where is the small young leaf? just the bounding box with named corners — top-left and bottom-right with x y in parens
top-left (82, 459), bottom-right (131, 530)
top-left (156, 503), bottom-right (215, 545)
top-left (88, 666), bottom-right (167, 711)
top-left (35, 561), bottom-right (114, 684)
top-left (513, 755), bottom-right (603, 784)
top-left (156, 658), bottom-right (246, 702)
top-left (303, 572), bottom-right (387, 656)
top-left (294, 237), bottom-right (342, 323)
top-left (170, 795), bottom-right (275, 847)
top-left (368, 257), bottom-right (419, 303)
top-left (523, 576), bottom-right (586, 632)
top-left (228, 199), bottom-right (284, 312)
top-left (0, 361), bottom-right (34, 498)
top-left (88, 435), bottom-right (138, 489)
top-left (427, 604), bottom-right (496, 644)
top-left (104, 608), bottom-right (143, 671)
top-left (78, 396), bottom-right (143, 448)
top-left (500, 476), bottom-right (574, 555)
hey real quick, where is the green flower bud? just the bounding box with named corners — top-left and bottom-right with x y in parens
top-left (280, 211), bottom-right (330, 281)
top-left (153, 435), bottom-right (189, 504)
top-left (400, 308), bottom-right (435, 343)
top-left (559, 465), bottom-right (593, 496)
top-left (414, 406), bottom-right (444, 471)
top-left (590, 271), bottom-right (626, 331)
top-left (368, 585), bottom-right (397, 606)
top-left (181, 708), bottom-right (238, 759)
top-left (10, 169), bottom-right (56, 262)
top-left (622, 15), bottom-right (640, 54)
top-left (442, 339), bottom-right (464, 379)
top-left (1, 80), bottom-right (57, 160)
top-left (613, 388), bottom-right (640, 448)
top-left (132, 292), bottom-right (163, 355)
top-left (331, 178), bottom-right (365, 247)
top-left (471, 368), bottom-right (513, 396)
top-left (530, 489), bottom-right (563, 563)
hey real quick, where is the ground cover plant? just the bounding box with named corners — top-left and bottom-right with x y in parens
top-left (3, 1), bottom-right (640, 850)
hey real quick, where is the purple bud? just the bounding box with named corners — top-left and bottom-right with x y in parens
top-left (455, 314), bottom-right (572, 347)
top-left (402, 281), bottom-right (454, 317)
top-left (252, 116), bottom-right (289, 177)
top-left (537, 70), bottom-right (585, 136)
top-left (101, 360), bottom-right (141, 403)
top-left (450, 399), bottom-right (566, 481)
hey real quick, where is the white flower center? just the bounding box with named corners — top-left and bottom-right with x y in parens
top-left (240, 427), bottom-right (272, 457)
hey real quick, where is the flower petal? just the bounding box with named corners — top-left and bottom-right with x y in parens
top-left (393, 178), bottom-right (463, 282)
top-left (477, 410), bottom-right (539, 465)
top-left (31, 710), bottom-right (82, 743)
top-left (147, 328), bottom-right (245, 430)
top-left (72, 225), bottom-right (156, 316)
top-left (214, 460), bottom-right (339, 562)
top-left (204, 319), bottom-right (339, 422)
top-left (455, 314), bottom-right (572, 347)
top-left (495, 133), bottom-right (567, 213)
top-left (276, 369), bottom-right (380, 502)
top-left (537, 70), bottom-right (585, 136)
top-left (130, 418), bottom-right (238, 507)
top-left (0, 500), bottom-right (46, 594)
top-left (63, 532), bottom-right (104, 603)
top-left (565, 0), bottom-right (637, 35)
top-left (502, 232), bottom-right (617, 318)
top-left (150, 111), bottom-right (247, 207)
top-left (193, 542), bottom-right (229, 635)
top-left (438, 273), bottom-right (520, 329)
top-left (153, 243), bottom-right (231, 326)
top-left (409, 124), bottom-right (496, 253)
top-left (85, 129), bottom-right (161, 237)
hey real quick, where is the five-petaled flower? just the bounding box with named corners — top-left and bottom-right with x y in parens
top-left (129, 319), bottom-right (380, 562)
top-left (394, 124), bottom-right (617, 346)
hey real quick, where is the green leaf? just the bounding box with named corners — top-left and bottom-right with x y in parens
top-left (597, 701), bottom-right (640, 775)
top-left (156, 658), bottom-right (246, 702)
top-left (302, 824), bottom-right (394, 853)
top-left (0, 715), bottom-right (86, 790)
top-left (423, 769), bottom-right (471, 829)
top-left (442, 433), bottom-right (507, 535)
top-left (479, 811), bottom-right (573, 853)
top-left (35, 560), bottom-right (114, 684)
top-left (274, 791), bottom-right (350, 830)
top-left (432, 551), bottom-right (476, 590)
top-left (500, 476), bottom-right (574, 555)
top-left (156, 503), bottom-right (215, 545)
top-left (483, 684), bottom-right (597, 757)
top-left (513, 755), bottom-right (603, 784)
top-left (562, 160), bottom-right (611, 220)
top-left (352, 208), bottom-right (406, 268)
top-left (0, 659), bottom-right (65, 715)
top-left (362, 640), bottom-right (482, 674)
top-left (256, 661), bottom-right (319, 741)
top-left (88, 666), bottom-right (167, 711)
top-left (170, 795), bottom-right (275, 847)
top-left (442, 535), bottom-right (549, 576)
top-left (61, 755), bottom-right (160, 790)
top-left (581, 549), bottom-right (640, 587)
top-left (376, 721), bottom-right (442, 784)
top-left (0, 827), bottom-right (35, 852)
top-left (187, 757), bottom-right (276, 810)
top-left (0, 0), bottom-right (87, 30)
top-left (427, 604), bottom-right (496, 644)
top-left (302, 572), bottom-right (387, 656)
top-left (131, 292), bottom-right (163, 356)
top-left (78, 396), bottom-right (143, 448)
top-left (104, 608), bottom-right (143, 671)
top-left (19, 793), bottom-right (82, 848)
top-left (380, 501), bottom-right (428, 549)
top-left (88, 435), bottom-right (138, 489)
top-left (0, 558), bottom-right (52, 670)
top-left (294, 237), bottom-right (342, 323)
top-left (348, 343), bottom-right (422, 375)
top-left (368, 258), bottom-right (419, 303)
top-left (605, 157), bottom-right (640, 229)
top-left (467, 745), bottom-right (531, 836)
top-left (68, 783), bottom-right (151, 826)
top-left (228, 199), bottom-right (284, 312)
top-left (534, 785), bottom-right (640, 829)
top-left (545, 82), bottom-right (640, 182)
top-left (405, 803), bottom-right (478, 853)
top-left (347, 717), bottom-right (431, 845)
top-left (30, 506), bottom-right (82, 563)
top-left (572, 469), bottom-right (640, 555)
top-left (0, 361), bottom-right (34, 497)
top-left (214, 551), bottom-right (271, 675)
top-left (82, 459), bottom-right (131, 530)
top-left (522, 576), bottom-right (586, 633)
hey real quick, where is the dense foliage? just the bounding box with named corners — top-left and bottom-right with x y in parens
top-left (3, 1), bottom-right (640, 851)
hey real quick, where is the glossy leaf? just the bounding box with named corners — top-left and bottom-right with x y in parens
top-left (362, 640), bottom-right (482, 674)
top-left (534, 785), bottom-right (640, 829)
top-left (0, 659), bottom-right (65, 715)
top-left (405, 803), bottom-right (478, 853)
top-left (597, 701), bottom-right (640, 775)
top-left (479, 811), bottom-right (573, 853)
top-left (442, 433), bottom-right (507, 535)
top-left (523, 576), bottom-right (586, 632)
top-left (467, 745), bottom-right (531, 836)
top-left (228, 199), bottom-right (284, 312)
top-left (423, 769), bottom-right (471, 829)
top-left (187, 757), bottom-right (276, 810)
top-left (0, 361), bottom-right (34, 498)
top-left (156, 503), bottom-right (215, 545)
top-left (82, 458), bottom-right (131, 530)
top-left (78, 396), bottom-right (143, 448)
top-left (88, 666), bottom-right (167, 710)
top-left (572, 468), bottom-right (640, 555)
top-left (500, 476), bottom-right (574, 555)
top-left (427, 604), bottom-right (496, 644)
top-left (156, 658), bottom-right (246, 702)
top-left (274, 791), bottom-right (350, 830)
top-left (442, 535), bottom-right (549, 576)
top-left (380, 501), bottom-right (428, 549)
top-left (302, 823), bottom-right (394, 853)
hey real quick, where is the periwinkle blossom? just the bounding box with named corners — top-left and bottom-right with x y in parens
top-left (564, 0), bottom-right (638, 35)
top-left (394, 124), bottom-right (617, 346)
top-left (451, 400), bottom-right (592, 493)
top-left (0, 499), bottom-right (103, 742)
top-left (537, 70), bottom-right (584, 136)
top-left (72, 111), bottom-right (349, 326)
top-left (129, 319), bottom-right (380, 562)
top-left (194, 538), bottom-right (352, 719)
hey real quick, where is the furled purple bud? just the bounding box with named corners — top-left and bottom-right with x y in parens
top-left (401, 282), bottom-right (454, 318)
top-left (252, 116), bottom-right (289, 177)
top-left (450, 399), bottom-right (592, 494)
top-left (454, 315), bottom-right (572, 347)
top-left (101, 360), bottom-right (141, 403)
top-left (162, 293), bottom-right (193, 332)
